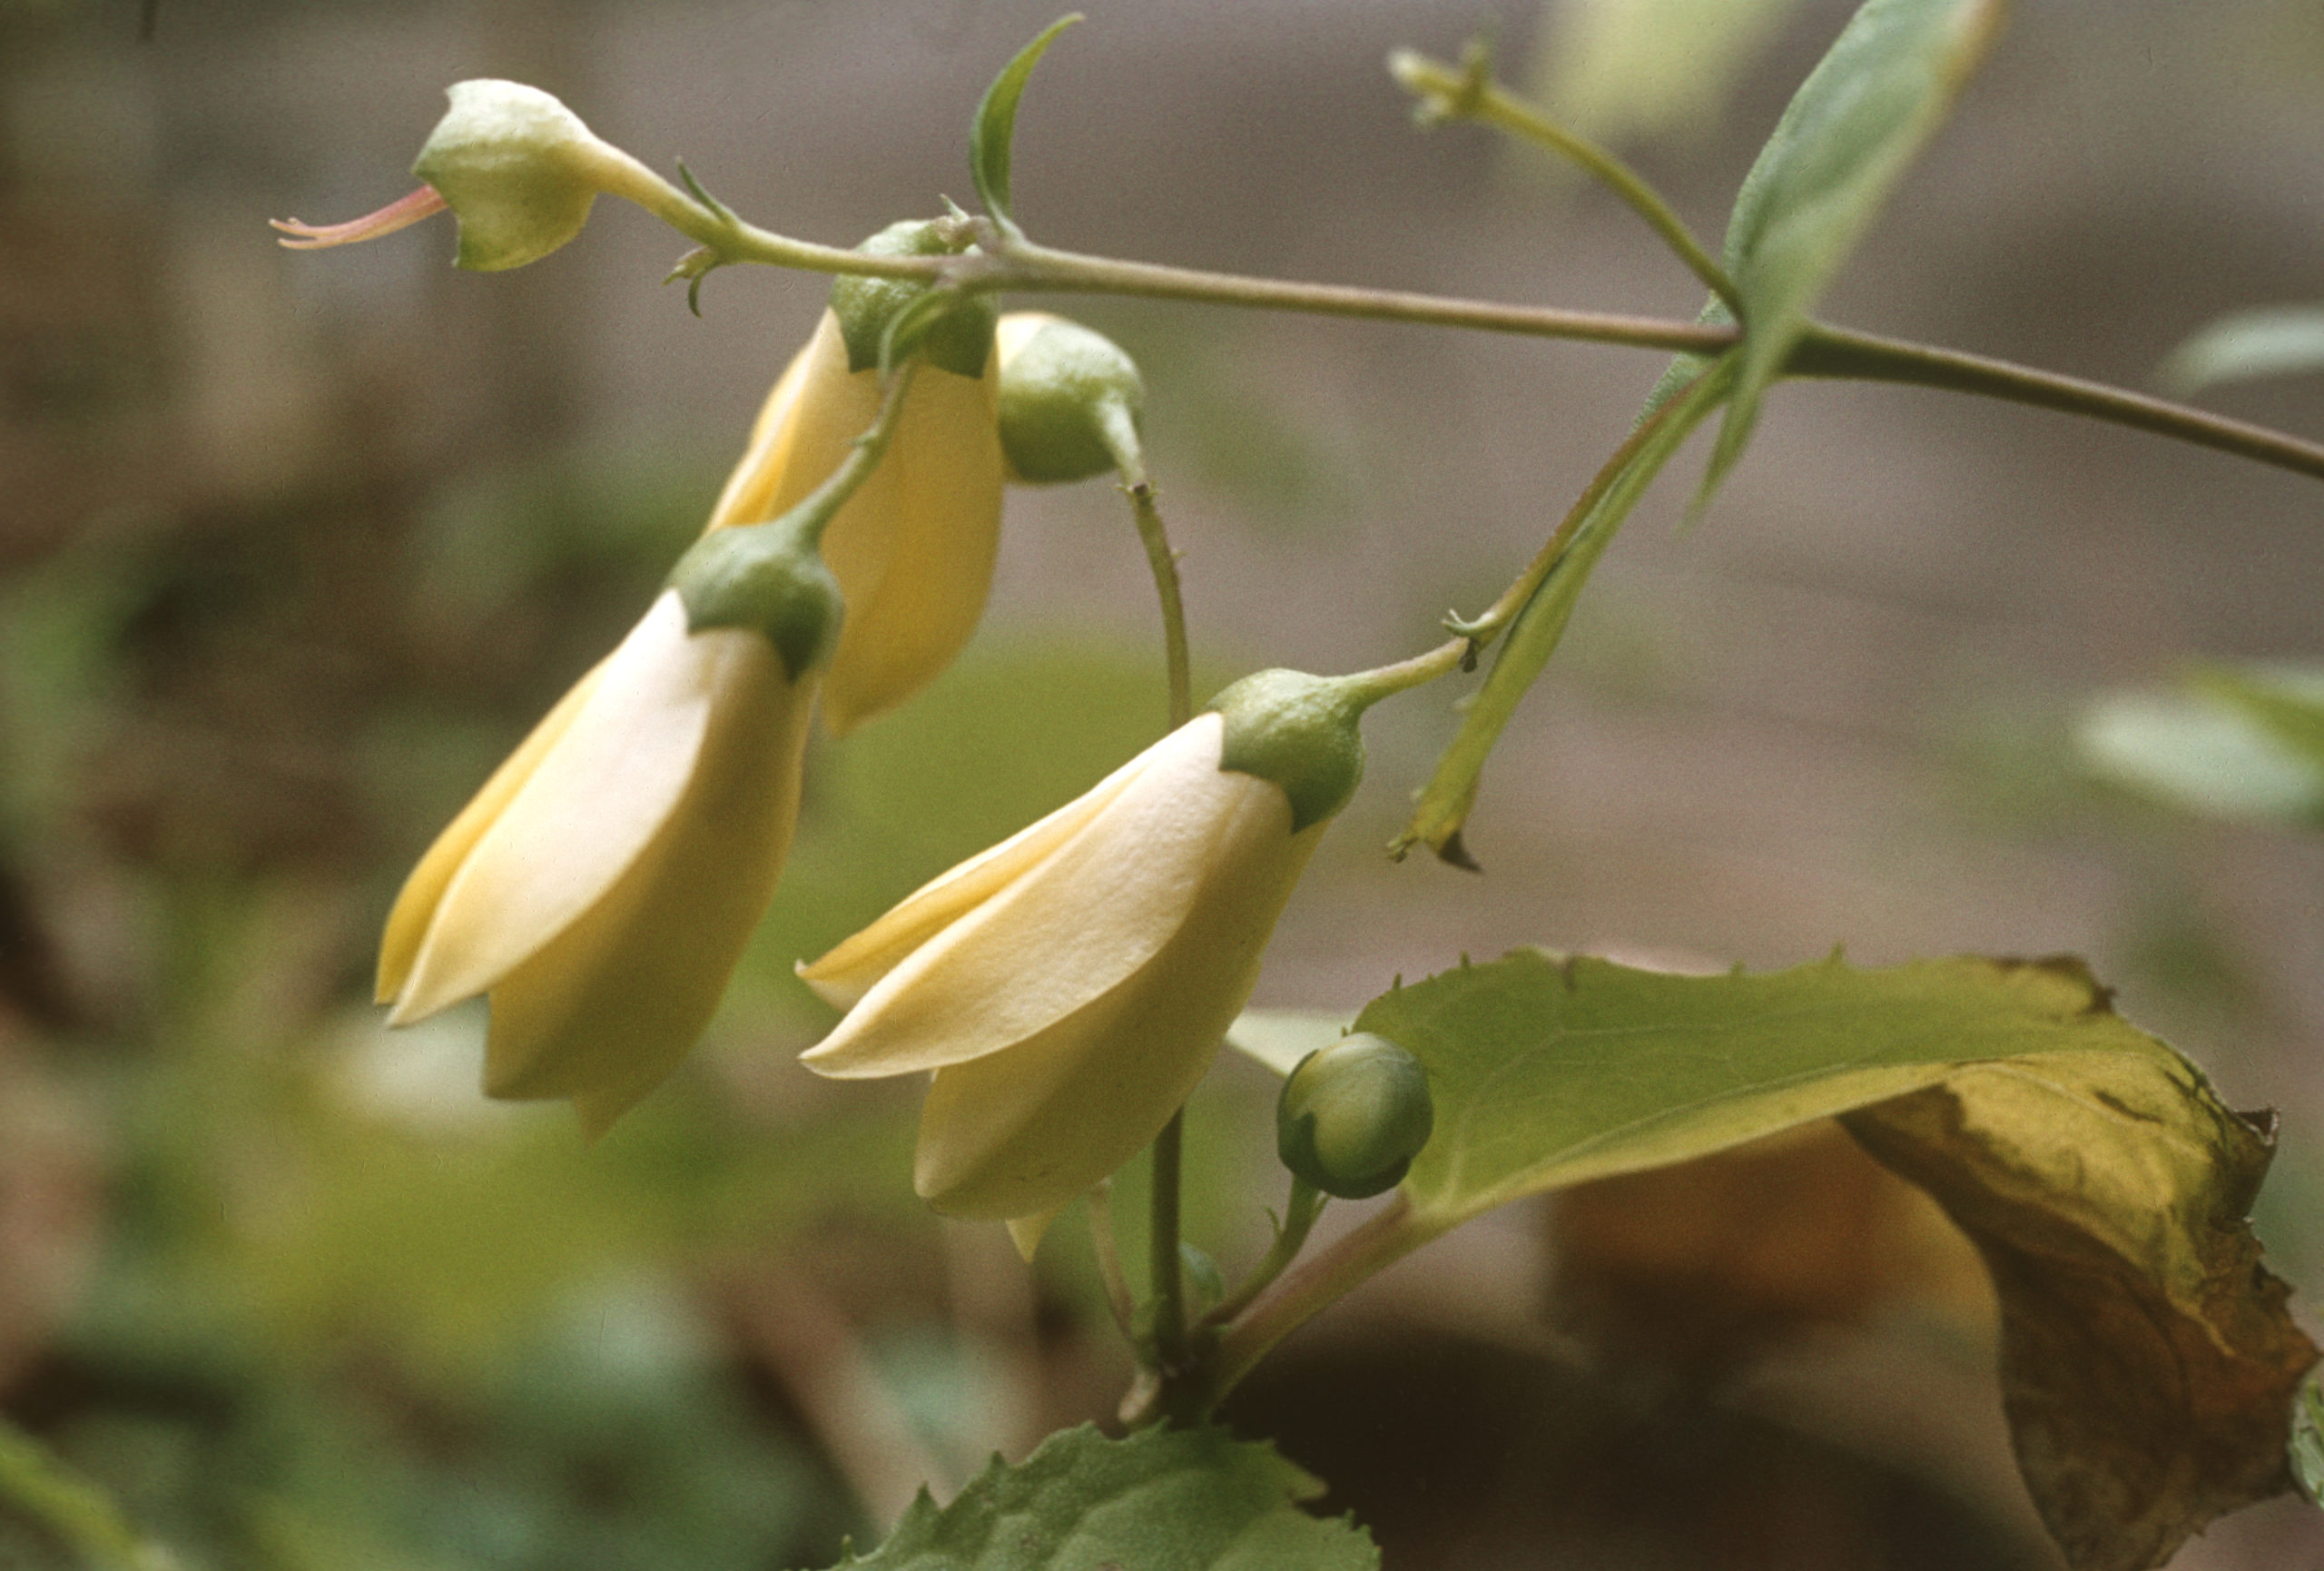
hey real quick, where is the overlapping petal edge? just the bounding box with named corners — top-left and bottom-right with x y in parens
top-left (798, 714), bottom-right (1326, 1221)
top-left (379, 591), bottom-right (813, 1136)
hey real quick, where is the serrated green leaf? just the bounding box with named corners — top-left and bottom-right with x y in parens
top-left (970, 15), bottom-right (1082, 230)
top-left (1396, 352), bottom-right (1734, 862)
top-left (2160, 305), bottom-right (2324, 397)
top-left (805, 1423), bottom-right (1375, 1571)
top-left (1359, 949), bottom-right (2314, 1571)
top-left (1701, 0), bottom-right (2003, 498)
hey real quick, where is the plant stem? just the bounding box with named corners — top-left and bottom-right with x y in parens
top-left (1388, 49), bottom-right (1741, 317)
top-left (655, 198), bottom-right (2324, 487)
top-left (1148, 1110), bottom-right (1187, 1378)
top-left (1200, 1179), bottom-right (1326, 1329)
top-left (1085, 1180), bottom-right (1137, 1339)
top-left (1128, 489), bottom-right (1194, 729)
top-left (1789, 324), bottom-right (2324, 483)
top-left (1188, 1195), bottom-right (1441, 1418)
top-left (972, 236), bottom-right (1733, 354)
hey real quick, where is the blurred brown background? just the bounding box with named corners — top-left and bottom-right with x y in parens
top-left (4, 1), bottom-right (2323, 1567)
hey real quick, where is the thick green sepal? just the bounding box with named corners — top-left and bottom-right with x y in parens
top-left (412, 80), bottom-right (603, 272)
top-left (971, 15), bottom-right (1083, 229)
top-left (1211, 669), bottom-right (1367, 834)
top-left (667, 522), bottom-right (842, 682)
top-left (998, 316), bottom-right (1146, 483)
top-left (829, 220), bottom-right (996, 379)
top-left (1277, 1033), bottom-right (1434, 1200)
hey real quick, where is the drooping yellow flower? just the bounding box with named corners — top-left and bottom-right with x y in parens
top-left (797, 669), bottom-right (1372, 1224)
top-left (379, 521), bottom-right (838, 1136)
top-left (707, 226), bottom-right (1003, 736)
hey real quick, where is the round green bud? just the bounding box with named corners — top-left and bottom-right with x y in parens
top-left (994, 312), bottom-right (1146, 484)
top-left (1276, 1033), bottom-right (1434, 1200)
top-left (667, 521), bottom-right (843, 682)
top-left (829, 220), bottom-right (997, 380)
top-left (1212, 668), bottom-right (1367, 833)
top-left (412, 80), bottom-right (628, 272)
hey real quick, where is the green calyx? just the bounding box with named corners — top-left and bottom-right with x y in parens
top-left (413, 80), bottom-right (609, 272)
top-left (1211, 668), bottom-right (1369, 833)
top-left (997, 316), bottom-right (1146, 484)
top-left (667, 520), bottom-right (843, 682)
top-left (1276, 1033), bottom-right (1435, 1200)
top-left (830, 220), bottom-right (997, 379)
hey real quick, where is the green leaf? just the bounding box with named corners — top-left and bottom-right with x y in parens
top-left (805, 1423), bottom-right (1375, 1571)
top-left (2160, 304), bottom-right (2324, 397)
top-left (970, 15), bottom-right (1082, 231)
top-left (1701, 0), bottom-right (2003, 498)
top-left (1359, 949), bottom-right (2315, 1571)
top-left (2193, 663), bottom-right (2324, 774)
top-left (2078, 667), bottom-right (2324, 829)
top-left (1395, 352), bottom-right (1734, 863)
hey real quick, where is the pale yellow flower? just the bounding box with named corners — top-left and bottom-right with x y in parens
top-left (707, 306), bottom-right (1002, 736)
top-left (797, 709), bottom-right (1328, 1223)
top-left (377, 589), bottom-right (817, 1136)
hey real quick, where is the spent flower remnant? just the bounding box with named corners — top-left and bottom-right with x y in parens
top-left (707, 222), bottom-right (1004, 735)
top-left (273, 80), bottom-right (676, 270)
top-left (377, 511), bottom-right (842, 1138)
top-left (797, 668), bottom-right (1383, 1227)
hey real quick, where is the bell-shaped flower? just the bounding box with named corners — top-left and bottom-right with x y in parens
top-left (705, 221), bottom-right (1002, 735)
top-left (378, 521), bottom-right (839, 1136)
top-left (796, 668), bottom-right (1373, 1224)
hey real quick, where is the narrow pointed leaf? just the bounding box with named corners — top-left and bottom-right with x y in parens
top-left (1700, 0), bottom-right (2004, 499)
top-left (1356, 949), bottom-right (2313, 1571)
top-left (804, 1423), bottom-right (1376, 1571)
top-left (971, 15), bottom-right (1082, 229)
top-left (1396, 353), bottom-right (1734, 861)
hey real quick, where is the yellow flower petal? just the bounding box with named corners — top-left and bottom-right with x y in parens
top-left (376, 655), bottom-right (610, 1003)
top-left (798, 716), bottom-right (1237, 1079)
top-left (1005, 1209), bottom-right (1062, 1262)
top-left (480, 633), bottom-right (811, 1133)
top-left (794, 738), bottom-right (1152, 1009)
top-left (391, 592), bottom-right (724, 1023)
top-left (913, 783), bottom-right (1320, 1220)
top-left (699, 311), bottom-right (1002, 735)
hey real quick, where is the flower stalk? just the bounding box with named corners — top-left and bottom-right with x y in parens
top-left (1387, 44), bottom-right (1742, 318)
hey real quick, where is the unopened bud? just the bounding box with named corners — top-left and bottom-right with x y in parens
top-left (993, 311), bottom-right (1146, 484)
top-left (1277, 1033), bottom-right (1434, 1200)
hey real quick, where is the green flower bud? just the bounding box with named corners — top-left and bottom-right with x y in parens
top-left (1212, 668), bottom-right (1368, 833)
top-left (667, 519), bottom-right (843, 682)
top-left (829, 221), bottom-right (997, 380)
top-left (1277, 1033), bottom-right (1435, 1200)
top-left (993, 311), bottom-right (1146, 484)
top-left (411, 80), bottom-right (651, 272)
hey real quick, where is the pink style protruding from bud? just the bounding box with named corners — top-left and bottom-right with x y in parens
top-left (271, 185), bottom-right (449, 251)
